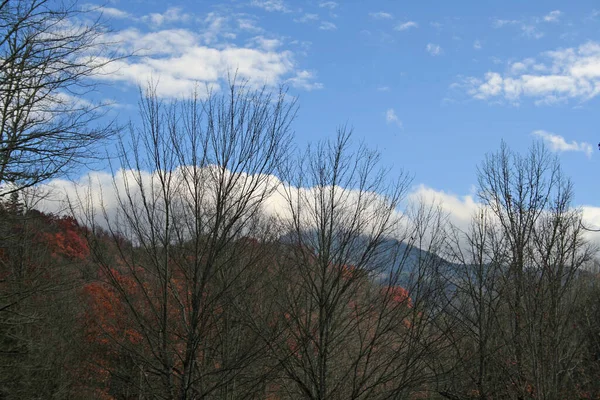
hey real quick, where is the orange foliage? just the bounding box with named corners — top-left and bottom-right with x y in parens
top-left (340, 264), bottom-right (357, 280)
top-left (382, 285), bottom-right (413, 308)
top-left (81, 267), bottom-right (148, 363)
top-left (43, 216), bottom-right (90, 260)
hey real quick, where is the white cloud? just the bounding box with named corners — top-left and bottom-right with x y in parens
top-left (237, 17), bottom-right (263, 33)
top-left (196, 12), bottom-right (232, 44)
top-left (94, 26), bottom-right (320, 98)
top-left (319, 1), bottom-right (338, 9)
top-left (492, 17), bottom-right (546, 39)
top-left (492, 18), bottom-right (519, 28)
top-left (247, 36), bottom-right (282, 51)
top-left (581, 206), bottom-right (600, 236)
top-left (294, 13), bottom-right (319, 23)
top-left (385, 108), bottom-right (402, 128)
top-left (107, 28), bottom-right (198, 56)
top-left (289, 39), bottom-right (312, 55)
top-left (395, 21), bottom-right (418, 31)
top-left (369, 12), bottom-right (393, 20)
top-left (88, 4), bottom-right (193, 26)
top-left (319, 21), bottom-right (337, 31)
top-left (377, 86), bottom-right (391, 92)
top-left (521, 24), bottom-right (544, 39)
top-left (532, 130), bottom-right (593, 158)
top-left (426, 43), bottom-right (442, 56)
top-left (96, 6), bottom-right (131, 19)
top-left (461, 41), bottom-right (600, 104)
top-left (473, 40), bottom-right (482, 50)
top-left (142, 7), bottom-right (191, 26)
top-left (408, 184), bottom-right (478, 233)
top-left (251, 0), bottom-right (289, 12)
top-left (286, 70), bottom-right (324, 91)
top-left (543, 10), bottom-right (562, 23)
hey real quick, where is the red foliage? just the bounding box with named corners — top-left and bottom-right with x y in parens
top-left (382, 285), bottom-right (413, 308)
top-left (340, 264), bottom-right (357, 280)
top-left (79, 267), bottom-right (149, 398)
top-left (82, 279), bottom-right (123, 346)
top-left (42, 216), bottom-right (90, 260)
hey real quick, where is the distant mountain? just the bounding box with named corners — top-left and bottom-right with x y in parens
top-left (277, 230), bottom-right (457, 286)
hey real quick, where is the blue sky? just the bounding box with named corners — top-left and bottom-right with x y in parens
top-left (78, 0), bottom-right (600, 213)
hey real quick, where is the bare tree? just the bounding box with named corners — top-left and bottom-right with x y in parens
top-left (573, 268), bottom-right (600, 398)
top-left (440, 141), bottom-right (594, 399)
top-left (258, 129), bottom-right (451, 399)
top-left (0, 0), bottom-right (117, 192)
top-left (79, 80), bottom-right (296, 399)
top-left (441, 207), bottom-right (515, 399)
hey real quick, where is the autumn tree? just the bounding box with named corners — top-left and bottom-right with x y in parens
top-left (0, 196), bottom-right (92, 398)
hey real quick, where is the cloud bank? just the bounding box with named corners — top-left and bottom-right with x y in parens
top-left (26, 168), bottom-right (600, 253)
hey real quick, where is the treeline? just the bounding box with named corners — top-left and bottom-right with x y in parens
top-left (1, 82), bottom-right (600, 400)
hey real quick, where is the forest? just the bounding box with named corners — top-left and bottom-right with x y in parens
top-left (1, 0), bottom-right (600, 399)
